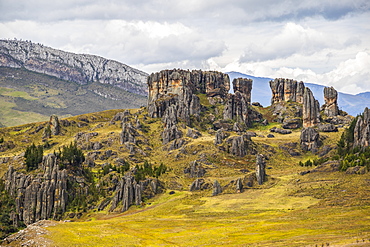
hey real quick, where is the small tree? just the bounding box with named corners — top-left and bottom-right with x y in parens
top-left (24, 144), bottom-right (43, 171)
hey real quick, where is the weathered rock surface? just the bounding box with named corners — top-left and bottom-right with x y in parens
top-left (256, 154), bottom-right (266, 185)
top-left (282, 118), bottom-right (302, 129)
top-left (147, 69), bottom-right (229, 119)
top-left (235, 178), bottom-right (243, 193)
top-left (317, 123), bottom-right (338, 132)
top-left (212, 180), bottom-right (222, 196)
top-left (225, 134), bottom-right (255, 157)
top-left (303, 87), bottom-right (320, 128)
top-left (214, 129), bottom-right (229, 145)
top-left (4, 154), bottom-right (78, 225)
top-left (270, 78), bottom-right (305, 104)
top-left (109, 174), bottom-right (159, 212)
top-left (121, 122), bottom-right (139, 144)
top-left (322, 86), bottom-right (339, 117)
top-left (184, 161), bottom-right (206, 178)
top-left (189, 178), bottom-right (206, 191)
top-left (300, 127), bottom-right (320, 153)
top-left (186, 128), bottom-right (202, 139)
top-left (270, 127), bottom-right (292, 134)
top-left (223, 78), bottom-right (262, 126)
top-left (49, 115), bottom-right (60, 135)
top-left (353, 107), bottom-right (370, 148)
top-left (0, 39), bottom-right (148, 96)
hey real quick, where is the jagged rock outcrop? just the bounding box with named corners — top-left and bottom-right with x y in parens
top-left (189, 178), bottom-right (205, 191)
top-left (120, 122), bottom-right (139, 144)
top-left (0, 39), bottom-right (148, 96)
top-left (214, 129), bottom-right (229, 145)
top-left (300, 127), bottom-right (320, 153)
top-left (147, 69), bottom-right (229, 119)
top-left (235, 178), bottom-right (243, 193)
top-left (225, 134), bottom-right (255, 157)
top-left (184, 161), bottom-right (206, 178)
top-left (186, 128), bottom-right (202, 139)
top-left (223, 78), bottom-right (262, 126)
top-left (4, 154), bottom-right (76, 225)
top-left (270, 78), bottom-right (305, 104)
top-left (353, 107), bottom-right (370, 148)
top-left (256, 154), bottom-right (266, 185)
top-left (322, 87), bottom-right (339, 117)
top-left (270, 127), bottom-right (292, 135)
top-left (49, 115), bottom-right (60, 135)
top-left (212, 180), bottom-right (222, 196)
top-left (303, 87), bottom-right (320, 128)
top-left (109, 174), bottom-right (159, 212)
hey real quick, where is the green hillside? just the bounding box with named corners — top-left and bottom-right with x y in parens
top-left (0, 104), bottom-right (369, 246)
top-left (0, 67), bottom-right (146, 127)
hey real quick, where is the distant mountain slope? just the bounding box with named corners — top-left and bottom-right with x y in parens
top-left (0, 39), bottom-right (148, 96)
top-left (227, 71), bottom-right (370, 116)
top-left (0, 67), bottom-right (146, 127)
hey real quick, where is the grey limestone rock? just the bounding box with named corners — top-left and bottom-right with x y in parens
top-left (300, 127), bottom-right (321, 153)
top-left (322, 86), bottom-right (339, 117)
top-left (214, 128), bottom-right (229, 145)
top-left (353, 107), bottom-right (370, 148)
top-left (226, 134), bottom-right (255, 157)
top-left (269, 78), bottom-right (305, 104)
top-left (212, 180), bottom-right (222, 196)
top-left (235, 178), bottom-right (243, 193)
top-left (303, 87), bottom-right (320, 128)
top-left (256, 154), bottom-right (266, 185)
top-left (184, 161), bottom-right (206, 178)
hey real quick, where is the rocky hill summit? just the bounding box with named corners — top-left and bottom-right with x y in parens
top-left (0, 39), bottom-right (148, 96)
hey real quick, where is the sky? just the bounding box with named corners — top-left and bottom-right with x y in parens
top-left (0, 0), bottom-right (369, 94)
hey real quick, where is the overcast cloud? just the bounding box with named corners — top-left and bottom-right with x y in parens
top-left (0, 0), bottom-right (369, 94)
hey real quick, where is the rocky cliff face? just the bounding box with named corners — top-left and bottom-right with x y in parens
top-left (0, 39), bottom-right (148, 96)
top-left (303, 87), bottom-right (320, 128)
top-left (4, 154), bottom-right (76, 225)
top-left (322, 87), bottom-right (339, 117)
top-left (147, 69), bottom-right (229, 119)
top-left (223, 78), bottom-right (261, 126)
top-left (109, 174), bottom-right (158, 212)
top-left (353, 107), bottom-right (370, 148)
top-left (300, 127), bottom-right (320, 153)
top-left (269, 78), bottom-right (305, 104)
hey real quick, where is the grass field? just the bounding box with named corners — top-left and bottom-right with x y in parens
top-left (1, 106), bottom-right (369, 246)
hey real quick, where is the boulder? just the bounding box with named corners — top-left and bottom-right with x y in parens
top-left (184, 161), bottom-right (206, 178)
top-left (212, 180), bottom-right (222, 196)
top-left (226, 134), bottom-right (255, 157)
top-left (300, 127), bottom-right (320, 153)
top-left (187, 128), bottom-right (202, 139)
top-left (317, 123), bottom-right (338, 132)
top-left (282, 118), bottom-right (302, 129)
top-left (270, 127), bottom-right (292, 134)
top-left (235, 178), bottom-right (243, 193)
top-left (214, 129), bottom-right (229, 145)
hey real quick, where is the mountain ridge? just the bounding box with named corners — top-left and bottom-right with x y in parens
top-left (0, 39), bottom-right (148, 96)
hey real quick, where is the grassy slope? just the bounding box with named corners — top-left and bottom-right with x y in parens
top-left (1, 108), bottom-right (369, 246)
top-left (0, 67), bottom-right (146, 127)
